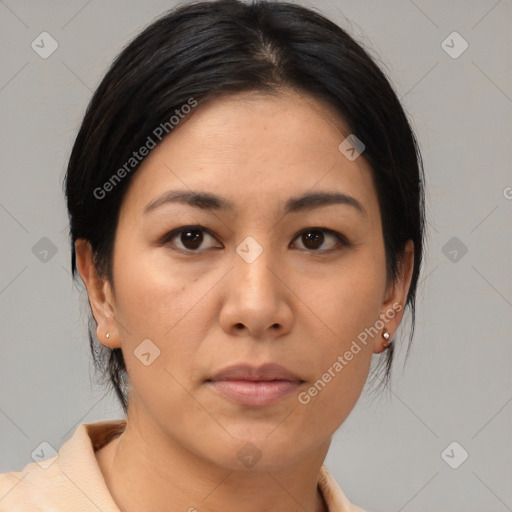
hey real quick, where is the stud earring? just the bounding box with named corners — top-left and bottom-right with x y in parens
top-left (382, 330), bottom-right (391, 348)
top-left (105, 332), bottom-right (110, 339)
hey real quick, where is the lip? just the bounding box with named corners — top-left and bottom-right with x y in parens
top-left (206, 363), bottom-right (304, 407)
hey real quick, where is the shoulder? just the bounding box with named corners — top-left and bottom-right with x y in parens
top-left (0, 421), bottom-right (125, 511)
top-left (0, 456), bottom-right (65, 511)
top-left (319, 465), bottom-right (368, 512)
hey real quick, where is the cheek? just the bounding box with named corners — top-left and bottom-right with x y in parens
top-left (111, 247), bottom-right (212, 390)
top-left (297, 351), bottom-right (372, 430)
top-left (113, 242), bottom-right (204, 337)
top-left (301, 250), bottom-right (387, 343)
top-left (294, 299), bottom-right (377, 432)
top-left (292, 251), bottom-right (386, 416)
top-left (112, 257), bottom-right (207, 411)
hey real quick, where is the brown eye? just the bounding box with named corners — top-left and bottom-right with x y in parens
top-left (302, 230), bottom-right (324, 249)
top-left (163, 226), bottom-right (222, 252)
top-left (292, 228), bottom-right (348, 252)
top-left (180, 229), bottom-right (204, 249)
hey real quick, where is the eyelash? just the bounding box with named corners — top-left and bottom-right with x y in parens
top-left (160, 225), bottom-right (350, 254)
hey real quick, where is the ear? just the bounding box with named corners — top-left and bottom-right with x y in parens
top-left (373, 239), bottom-right (415, 354)
top-left (74, 239), bottom-right (121, 349)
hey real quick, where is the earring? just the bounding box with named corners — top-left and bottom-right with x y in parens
top-left (382, 330), bottom-right (391, 348)
top-left (105, 332), bottom-right (110, 339)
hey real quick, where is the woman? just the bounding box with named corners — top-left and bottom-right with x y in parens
top-left (0, 1), bottom-right (424, 510)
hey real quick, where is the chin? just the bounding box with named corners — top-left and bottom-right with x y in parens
top-left (209, 427), bottom-right (318, 473)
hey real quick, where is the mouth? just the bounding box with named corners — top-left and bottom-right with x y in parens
top-left (205, 363), bottom-right (305, 407)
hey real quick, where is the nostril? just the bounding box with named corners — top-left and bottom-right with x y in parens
top-left (235, 323), bottom-right (245, 330)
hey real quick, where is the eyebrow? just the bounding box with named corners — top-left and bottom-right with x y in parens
top-left (144, 190), bottom-right (233, 214)
top-left (285, 191), bottom-right (367, 217)
top-left (143, 190), bottom-right (367, 217)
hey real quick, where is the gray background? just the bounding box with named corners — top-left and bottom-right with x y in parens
top-left (1, 0), bottom-right (511, 510)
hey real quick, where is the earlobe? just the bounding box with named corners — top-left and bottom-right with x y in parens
top-left (373, 240), bottom-right (415, 354)
top-left (373, 329), bottom-right (392, 354)
top-left (74, 239), bottom-right (121, 349)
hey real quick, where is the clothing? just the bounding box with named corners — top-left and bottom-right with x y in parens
top-left (0, 420), bottom-right (365, 511)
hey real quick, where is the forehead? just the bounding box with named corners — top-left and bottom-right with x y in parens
top-left (120, 90), bottom-right (379, 220)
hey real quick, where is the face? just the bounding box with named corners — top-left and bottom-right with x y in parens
top-left (80, 90), bottom-right (412, 472)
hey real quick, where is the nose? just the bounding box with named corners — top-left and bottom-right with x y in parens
top-left (218, 244), bottom-right (294, 339)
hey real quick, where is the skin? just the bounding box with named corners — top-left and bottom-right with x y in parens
top-left (76, 89), bottom-right (414, 512)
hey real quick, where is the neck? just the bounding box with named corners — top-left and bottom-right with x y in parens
top-left (96, 414), bottom-right (330, 512)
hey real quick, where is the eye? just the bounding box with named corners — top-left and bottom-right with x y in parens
top-left (162, 226), bottom-right (222, 252)
top-left (291, 228), bottom-right (348, 252)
